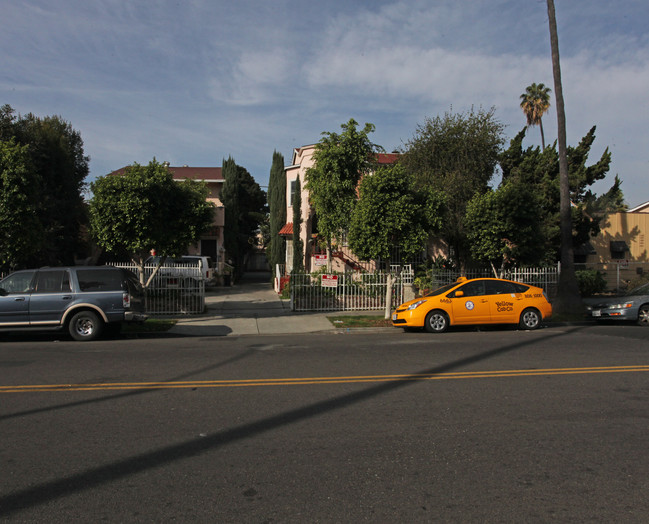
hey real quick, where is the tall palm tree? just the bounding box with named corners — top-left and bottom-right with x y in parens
top-left (547, 0), bottom-right (581, 314)
top-left (520, 82), bottom-right (552, 149)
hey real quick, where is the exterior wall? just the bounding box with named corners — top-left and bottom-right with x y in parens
top-left (285, 145), bottom-right (316, 273)
top-left (282, 147), bottom-right (404, 274)
top-left (172, 174), bottom-right (226, 273)
top-left (590, 212), bottom-right (649, 263)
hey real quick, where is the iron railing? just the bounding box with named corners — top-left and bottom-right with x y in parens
top-left (110, 262), bottom-right (206, 315)
top-left (290, 270), bottom-right (412, 312)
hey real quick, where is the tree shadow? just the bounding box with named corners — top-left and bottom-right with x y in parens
top-left (0, 326), bottom-right (585, 516)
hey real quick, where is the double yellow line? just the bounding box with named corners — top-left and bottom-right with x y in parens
top-left (2, 365), bottom-right (649, 393)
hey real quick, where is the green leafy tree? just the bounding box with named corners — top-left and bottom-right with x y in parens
top-left (401, 108), bottom-right (505, 270)
top-left (348, 163), bottom-right (444, 261)
top-left (305, 119), bottom-right (382, 266)
top-left (220, 156), bottom-right (240, 272)
top-left (291, 177), bottom-right (304, 273)
top-left (89, 159), bottom-right (214, 286)
top-left (267, 151), bottom-right (286, 272)
top-left (0, 139), bottom-right (44, 271)
top-left (465, 179), bottom-right (544, 274)
top-left (500, 126), bottom-right (617, 263)
top-left (520, 83), bottom-right (552, 149)
top-left (0, 104), bottom-right (89, 267)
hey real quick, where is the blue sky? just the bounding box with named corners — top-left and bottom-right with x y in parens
top-left (2, 0), bottom-right (648, 207)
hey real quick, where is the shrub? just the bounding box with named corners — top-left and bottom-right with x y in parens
top-left (575, 269), bottom-right (607, 296)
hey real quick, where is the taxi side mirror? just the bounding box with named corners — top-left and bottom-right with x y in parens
top-left (454, 290), bottom-right (464, 298)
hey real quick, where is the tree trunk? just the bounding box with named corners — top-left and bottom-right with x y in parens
top-left (547, 0), bottom-right (582, 315)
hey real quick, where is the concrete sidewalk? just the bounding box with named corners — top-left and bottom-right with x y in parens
top-left (167, 272), bottom-right (338, 337)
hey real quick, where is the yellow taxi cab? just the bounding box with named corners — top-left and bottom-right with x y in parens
top-left (392, 277), bottom-right (552, 333)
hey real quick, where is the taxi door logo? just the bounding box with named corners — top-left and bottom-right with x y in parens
top-left (465, 301), bottom-right (475, 310)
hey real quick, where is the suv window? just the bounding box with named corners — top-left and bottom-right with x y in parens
top-left (77, 269), bottom-right (125, 292)
top-left (0, 271), bottom-right (36, 294)
top-left (34, 270), bottom-right (71, 293)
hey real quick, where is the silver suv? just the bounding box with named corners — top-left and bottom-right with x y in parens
top-left (0, 266), bottom-right (147, 341)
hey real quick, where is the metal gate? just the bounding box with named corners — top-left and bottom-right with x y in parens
top-left (110, 262), bottom-right (205, 315)
top-left (290, 272), bottom-right (409, 312)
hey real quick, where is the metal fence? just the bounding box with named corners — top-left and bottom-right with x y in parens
top-left (290, 265), bottom-right (559, 312)
top-left (575, 262), bottom-right (649, 293)
top-left (290, 271), bottom-right (410, 312)
top-left (110, 262), bottom-right (205, 315)
top-left (427, 266), bottom-right (560, 298)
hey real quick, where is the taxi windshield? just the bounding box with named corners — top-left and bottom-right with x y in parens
top-left (425, 282), bottom-right (459, 297)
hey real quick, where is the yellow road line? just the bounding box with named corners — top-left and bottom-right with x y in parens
top-left (2, 365), bottom-right (649, 393)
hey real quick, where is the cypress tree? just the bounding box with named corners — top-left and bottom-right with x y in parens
top-left (291, 177), bottom-right (304, 274)
top-left (268, 151), bottom-right (286, 272)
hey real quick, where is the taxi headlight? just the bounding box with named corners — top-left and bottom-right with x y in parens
top-left (407, 300), bottom-right (427, 310)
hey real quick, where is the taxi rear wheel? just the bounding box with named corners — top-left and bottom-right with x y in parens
top-left (519, 308), bottom-right (541, 330)
top-left (425, 310), bottom-right (449, 333)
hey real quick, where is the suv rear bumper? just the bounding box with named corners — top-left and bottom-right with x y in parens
top-left (124, 311), bottom-right (148, 322)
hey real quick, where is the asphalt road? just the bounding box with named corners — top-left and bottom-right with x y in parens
top-left (1, 324), bottom-right (649, 522)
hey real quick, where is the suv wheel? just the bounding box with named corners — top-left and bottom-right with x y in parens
top-left (69, 311), bottom-right (103, 341)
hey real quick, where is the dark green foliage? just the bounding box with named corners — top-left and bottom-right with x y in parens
top-left (0, 104), bottom-right (89, 270)
top-left (0, 139), bottom-right (44, 270)
top-left (575, 269), bottom-right (607, 297)
top-left (465, 179), bottom-right (545, 270)
top-left (306, 119), bottom-right (382, 245)
top-left (89, 159), bottom-right (214, 283)
top-left (500, 126), bottom-right (619, 263)
top-left (220, 157), bottom-right (267, 279)
top-left (89, 159), bottom-right (214, 284)
top-left (221, 156), bottom-right (240, 271)
top-left (348, 163), bottom-right (444, 261)
top-left (401, 108), bottom-right (505, 268)
top-left (267, 151), bottom-right (286, 271)
top-left (291, 177), bottom-right (304, 273)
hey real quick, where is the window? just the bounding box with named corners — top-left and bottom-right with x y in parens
top-left (454, 280), bottom-right (485, 297)
top-left (34, 270), bottom-right (71, 293)
top-left (0, 271), bottom-right (36, 294)
top-left (77, 269), bottom-right (124, 292)
top-left (485, 280), bottom-right (516, 295)
top-left (290, 180), bottom-right (298, 206)
top-left (610, 241), bottom-right (628, 260)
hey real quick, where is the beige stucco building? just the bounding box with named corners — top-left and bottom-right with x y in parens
top-left (280, 145), bottom-right (401, 274)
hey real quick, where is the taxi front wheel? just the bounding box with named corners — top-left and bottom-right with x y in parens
top-left (519, 308), bottom-right (541, 330)
top-left (425, 310), bottom-right (449, 333)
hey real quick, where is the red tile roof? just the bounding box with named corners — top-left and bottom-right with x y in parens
top-left (109, 165), bottom-right (223, 181)
top-left (168, 167), bottom-right (223, 181)
top-left (278, 223), bottom-right (293, 236)
top-left (376, 153), bottom-right (400, 164)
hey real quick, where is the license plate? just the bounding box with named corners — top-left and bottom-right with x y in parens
top-left (592, 310), bottom-right (601, 317)
top-left (392, 313), bottom-right (398, 321)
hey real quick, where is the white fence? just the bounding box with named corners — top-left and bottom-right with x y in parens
top-left (110, 262), bottom-right (205, 315)
top-left (428, 266), bottom-right (560, 298)
top-left (289, 265), bottom-right (559, 312)
top-left (290, 271), bottom-right (410, 312)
